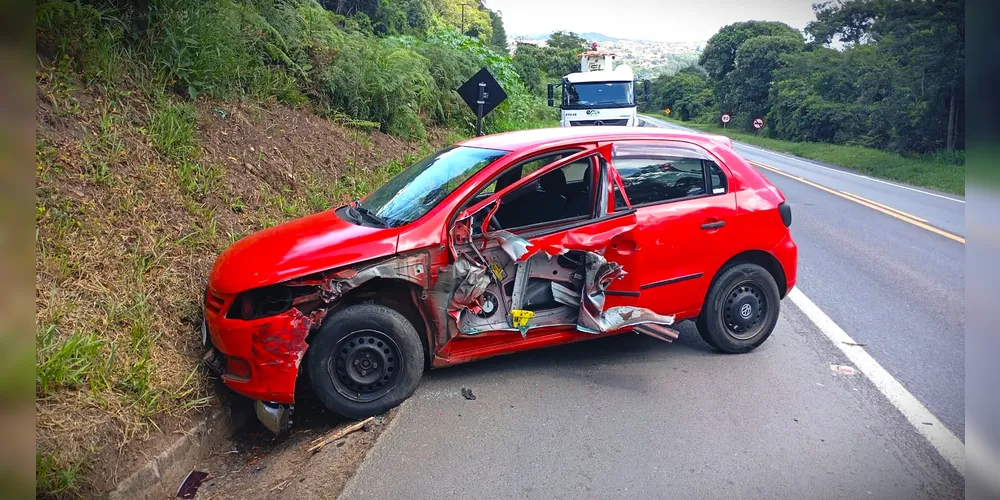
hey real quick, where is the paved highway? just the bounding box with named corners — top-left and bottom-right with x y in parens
top-left (641, 114), bottom-right (965, 439)
top-left (338, 118), bottom-right (965, 499)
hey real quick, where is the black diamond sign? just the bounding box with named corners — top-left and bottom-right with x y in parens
top-left (457, 67), bottom-right (507, 118)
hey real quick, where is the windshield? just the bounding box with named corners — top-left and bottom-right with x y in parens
top-left (565, 81), bottom-right (635, 108)
top-left (359, 146), bottom-right (508, 227)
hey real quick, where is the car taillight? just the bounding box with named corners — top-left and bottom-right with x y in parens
top-left (778, 202), bottom-right (792, 227)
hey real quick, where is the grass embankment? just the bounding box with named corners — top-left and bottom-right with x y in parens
top-left (35, 71), bottom-right (460, 497)
top-left (35, 0), bottom-right (557, 496)
top-left (658, 116), bottom-right (965, 195)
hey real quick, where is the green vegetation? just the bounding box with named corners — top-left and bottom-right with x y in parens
top-left (642, 0), bottom-right (964, 158)
top-left (36, 0), bottom-right (560, 496)
top-left (36, 452), bottom-right (81, 497)
top-left (510, 31), bottom-right (590, 93)
top-left (150, 101), bottom-right (198, 159)
top-left (660, 117), bottom-right (965, 195)
top-left (36, 0), bottom-right (554, 139)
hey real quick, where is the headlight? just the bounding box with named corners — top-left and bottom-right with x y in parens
top-left (226, 284), bottom-right (318, 320)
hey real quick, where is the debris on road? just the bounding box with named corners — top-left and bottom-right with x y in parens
top-left (270, 480), bottom-right (291, 492)
top-left (308, 416), bottom-right (375, 454)
top-left (175, 470), bottom-right (210, 499)
top-left (831, 364), bottom-right (858, 375)
top-left (461, 387), bottom-right (477, 400)
top-left (842, 341), bottom-right (868, 347)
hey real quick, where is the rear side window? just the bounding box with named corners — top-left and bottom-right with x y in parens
top-left (710, 163), bottom-right (728, 194)
top-left (611, 143), bottom-right (726, 209)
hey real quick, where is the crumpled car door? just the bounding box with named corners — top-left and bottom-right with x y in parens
top-left (444, 144), bottom-right (678, 342)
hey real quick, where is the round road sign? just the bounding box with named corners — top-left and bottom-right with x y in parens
top-left (721, 113), bottom-right (731, 124)
top-left (753, 117), bottom-right (765, 130)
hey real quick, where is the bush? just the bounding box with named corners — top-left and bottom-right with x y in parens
top-left (37, 0), bottom-right (550, 140)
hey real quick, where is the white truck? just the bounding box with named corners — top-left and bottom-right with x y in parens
top-left (547, 43), bottom-right (649, 127)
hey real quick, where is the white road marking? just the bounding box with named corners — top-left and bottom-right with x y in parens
top-left (787, 288), bottom-right (965, 475)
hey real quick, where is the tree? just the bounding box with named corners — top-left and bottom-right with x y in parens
top-left (512, 47), bottom-right (542, 91)
top-left (727, 35), bottom-right (804, 129)
top-left (806, 0), bottom-right (886, 45)
top-left (699, 21), bottom-right (803, 80)
top-left (429, 0), bottom-right (493, 42)
top-left (488, 9), bottom-right (507, 52)
top-left (547, 31), bottom-right (588, 51)
top-left (803, 0), bottom-right (964, 151)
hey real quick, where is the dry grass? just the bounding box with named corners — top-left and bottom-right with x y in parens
top-left (35, 60), bottom-right (451, 497)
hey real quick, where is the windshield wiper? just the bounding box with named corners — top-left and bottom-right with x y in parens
top-left (354, 202), bottom-right (390, 227)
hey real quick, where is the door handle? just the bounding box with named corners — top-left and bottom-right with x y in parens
top-left (701, 220), bottom-right (726, 230)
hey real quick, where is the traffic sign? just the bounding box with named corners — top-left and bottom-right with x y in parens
top-left (752, 117), bottom-right (765, 130)
top-left (664, 108), bottom-right (671, 115)
top-left (457, 67), bottom-right (508, 136)
top-left (720, 113), bottom-right (731, 124)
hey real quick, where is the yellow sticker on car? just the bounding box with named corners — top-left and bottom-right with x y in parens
top-left (489, 262), bottom-right (506, 281)
top-left (511, 309), bottom-right (535, 328)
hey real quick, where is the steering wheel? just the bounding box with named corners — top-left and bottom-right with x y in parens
top-left (488, 214), bottom-right (502, 231)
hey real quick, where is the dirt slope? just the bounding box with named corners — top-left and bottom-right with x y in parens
top-left (35, 65), bottom-right (451, 496)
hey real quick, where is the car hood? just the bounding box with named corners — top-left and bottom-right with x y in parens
top-left (209, 208), bottom-right (399, 294)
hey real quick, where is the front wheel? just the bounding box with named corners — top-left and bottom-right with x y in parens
top-left (696, 263), bottom-right (781, 353)
top-left (307, 304), bottom-right (424, 419)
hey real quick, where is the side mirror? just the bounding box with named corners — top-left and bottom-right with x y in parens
top-left (547, 84), bottom-right (555, 107)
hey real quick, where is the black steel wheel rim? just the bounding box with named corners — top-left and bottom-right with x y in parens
top-left (328, 329), bottom-right (401, 403)
top-left (722, 281), bottom-right (767, 340)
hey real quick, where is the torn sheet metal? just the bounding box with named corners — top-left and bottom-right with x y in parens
top-left (445, 208), bottom-right (674, 343)
top-left (448, 255), bottom-right (492, 322)
top-left (428, 252), bottom-right (495, 342)
top-left (520, 213), bottom-right (639, 259)
top-left (492, 230), bottom-right (533, 261)
top-left (316, 253), bottom-right (430, 301)
top-left (577, 252), bottom-right (676, 336)
top-left (551, 281), bottom-right (580, 307)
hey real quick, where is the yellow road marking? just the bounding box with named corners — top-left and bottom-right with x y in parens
top-left (748, 160), bottom-right (965, 245)
top-left (839, 192), bottom-right (928, 222)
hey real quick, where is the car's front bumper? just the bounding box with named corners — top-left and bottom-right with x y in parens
top-left (202, 289), bottom-right (308, 404)
top-left (771, 232), bottom-right (798, 297)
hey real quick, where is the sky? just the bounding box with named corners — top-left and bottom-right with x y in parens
top-left (482, 0), bottom-right (820, 42)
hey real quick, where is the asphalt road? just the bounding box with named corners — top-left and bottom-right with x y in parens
top-left (640, 115), bottom-right (965, 439)
top-left (338, 118), bottom-right (965, 499)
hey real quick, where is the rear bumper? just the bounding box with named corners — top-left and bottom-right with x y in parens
top-left (771, 233), bottom-right (798, 297)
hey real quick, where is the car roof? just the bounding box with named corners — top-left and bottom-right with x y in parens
top-left (457, 126), bottom-right (728, 153)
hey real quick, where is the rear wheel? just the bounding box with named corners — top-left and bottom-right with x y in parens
top-left (307, 304), bottom-right (424, 419)
top-left (696, 263), bottom-right (780, 353)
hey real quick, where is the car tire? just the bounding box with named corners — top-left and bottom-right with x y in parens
top-left (307, 303), bottom-right (424, 419)
top-left (696, 262), bottom-right (780, 353)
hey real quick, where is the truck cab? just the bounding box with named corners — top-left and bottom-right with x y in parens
top-left (547, 43), bottom-right (650, 127)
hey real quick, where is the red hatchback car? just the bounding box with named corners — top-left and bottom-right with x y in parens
top-left (203, 127), bottom-right (797, 433)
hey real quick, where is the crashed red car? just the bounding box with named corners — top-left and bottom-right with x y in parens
top-left (203, 127), bottom-right (797, 433)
